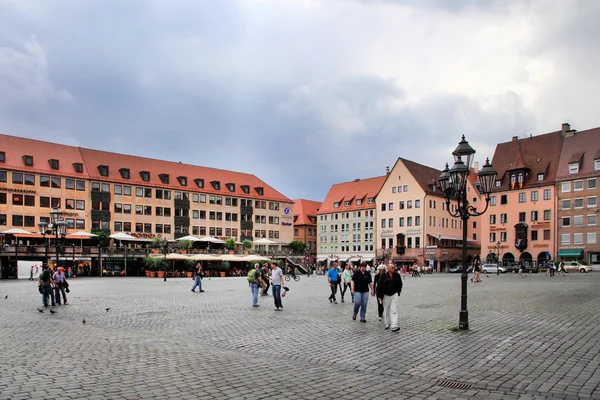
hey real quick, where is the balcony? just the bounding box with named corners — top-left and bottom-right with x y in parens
top-left (174, 199), bottom-right (190, 209)
top-left (174, 216), bottom-right (190, 226)
top-left (91, 191), bottom-right (111, 203)
top-left (240, 221), bottom-right (253, 230)
top-left (240, 206), bottom-right (253, 215)
top-left (91, 210), bottom-right (111, 222)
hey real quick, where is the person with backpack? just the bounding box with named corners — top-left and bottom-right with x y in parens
top-left (248, 263), bottom-right (263, 307)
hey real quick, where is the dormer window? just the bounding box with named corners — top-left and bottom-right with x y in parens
top-left (240, 185), bottom-right (250, 194)
top-left (73, 163), bottom-right (83, 173)
top-left (98, 165), bottom-right (109, 177)
top-left (23, 155), bottom-right (33, 166)
top-left (537, 173), bottom-right (544, 181)
top-left (139, 171), bottom-right (150, 182)
top-left (226, 183), bottom-right (235, 192)
top-left (254, 186), bottom-right (264, 196)
top-left (344, 201), bottom-right (351, 207)
top-left (210, 180), bottom-right (221, 190)
top-left (334, 202), bottom-right (340, 208)
top-left (368, 197), bottom-right (375, 204)
top-left (194, 178), bottom-right (204, 188)
top-left (49, 159), bottom-right (59, 170)
top-left (495, 180), bottom-right (501, 187)
top-left (177, 176), bottom-right (187, 186)
top-left (568, 162), bottom-right (579, 174)
top-left (119, 168), bottom-right (130, 179)
top-left (0, 152), bottom-right (4, 163)
top-left (159, 174), bottom-right (169, 184)
top-left (356, 199), bottom-right (362, 206)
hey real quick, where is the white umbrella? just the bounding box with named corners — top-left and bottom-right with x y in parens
top-left (197, 236), bottom-right (225, 244)
top-left (165, 253), bottom-right (190, 260)
top-left (218, 254), bottom-right (246, 262)
top-left (68, 231), bottom-right (97, 238)
top-left (253, 238), bottom-right (276, 245)
top-left (241, 255), bottom-right (271, 262)
top-left (1, 228), bottom-right (34, 235)
top-left (109, 232), bottom-right (137, 241)
top-left (189, 254), bottom-right (220, 261)
top-left (175, 235), bottom-right (202, 242)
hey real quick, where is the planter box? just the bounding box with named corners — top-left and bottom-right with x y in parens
top-left (185, 271), bottom-right (193, 278)
top-left (157, 271), bottom-right (165, 278)
top-left (219, 271), bottom-right (226, 277)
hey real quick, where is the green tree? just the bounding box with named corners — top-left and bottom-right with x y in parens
top-left (178, 240), bottom-right (192, 250)
top-left (242, 239), bottom-right (253, 250)
top-left (94, 231), bottom-right (110, 247)
top-left (289, 240), bottom-right (307, 254)
top-left (224, 238), bottom-right (236, 250)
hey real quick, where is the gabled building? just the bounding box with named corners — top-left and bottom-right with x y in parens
top-left (317, 176), bottom-right (386, 266)
top-left (555, 126), bottom-right (600, 264)
top-left (292, 199), bottom-right (321, 265)
top-left (376, 158), bottom-right (482, 270)
top-left (481, 125), bottom-right (565, 268)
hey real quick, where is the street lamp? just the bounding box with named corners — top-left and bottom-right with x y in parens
top-left (438, 136), bottom-right (497, 331)
top-left (39, 208), bottom-right (68, 270)
top-left (496, 241), bottom-right (501, 276)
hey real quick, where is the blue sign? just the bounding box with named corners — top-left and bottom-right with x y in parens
top-left (284, 208), bottom-right (290, 214)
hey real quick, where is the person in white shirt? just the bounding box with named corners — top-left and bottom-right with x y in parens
top-left (270, 262), bottom-right (286, 311)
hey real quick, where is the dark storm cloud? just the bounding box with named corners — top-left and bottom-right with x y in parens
top-left (0, 0), bottom-right (599, 201)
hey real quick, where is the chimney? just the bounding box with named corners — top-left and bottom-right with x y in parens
top-left (512, 136), bottom-right (518, 141)
top-left (562, 123), bottom-right (570, 135)
top-left (473, 161), bottom-right (479, 173)
top-left (354, 179), bottom-right (360, 182)
top-left (386, 166), bottom-right (390, 175)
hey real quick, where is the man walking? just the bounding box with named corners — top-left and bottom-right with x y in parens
top-left (377, 262), bottom-right (403, 332)
top-left (327, 262), bottom-right (339, 304)
top-left (248, 263), bottom-right (263, 307)
top-left (261, 263), bottom-right (270, 295)
top-left (271, 262), bottom-right (285, 311)
top-left (38, 264), bottom-right (55, 307)
top-left (191, 262), bottom-right (204, 292)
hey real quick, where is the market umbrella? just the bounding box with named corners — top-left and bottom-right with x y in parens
top-left (253, 238), bottom-right (276, 245)
top-left (175, 235), bottom-right (203, 242)
top-left (197, 236), bottom-right (225, 244)
top-left (1, 228), bottom-right (34, 235)
top-left (218, 254), bottom-right (246, 262)
top-left (66, 231), bottom-right (97, 246)
top-left (109, 232), bottom-right (137, 241)
top-left (189, 254), bottom-right (220, 261)
top-left (240, 255), bottom-right (272, 262)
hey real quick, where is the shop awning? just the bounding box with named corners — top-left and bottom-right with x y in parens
top-left (557, 249), bottom-right (584, 258)
top-left (317, 257), bottom-right (327, 262)
top-left (362, 257), bottom-right (373, 262)
top-left (349, 257), bottom-right (361, 262)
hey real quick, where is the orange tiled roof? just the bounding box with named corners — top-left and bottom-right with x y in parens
top-left (293, 199), bottom-right (322, 226)
top-left (318, 176), bottom-right (386, 214)
top-left (0, 133), bottom-right (292, 203)
top-left (400, 158), bottom-right (445, 198)
top-left (556, 127), bottom-right (600, 180)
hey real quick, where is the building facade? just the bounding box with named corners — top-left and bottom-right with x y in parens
top-left (376, 158), bottom-right (482, 270)
top-left (317, 176), bottom-right (385, 266)
top-left (0, 134), bottom-right (294, 244)
top-left (480, 126), bottom-right (566, 268)
top-left (292, 199), bottom-right (321, 265)
top-left (555, 127), bottom-right (600, 265)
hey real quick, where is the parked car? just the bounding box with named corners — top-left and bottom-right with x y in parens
top-left (563, 261), bottom-right (592, 273)
top-left (448, 265), bottom-right (472, 273)
top-left (481, 263), bottom-right (507, 274)
top-left (504, 264), bottom-right (519, 274)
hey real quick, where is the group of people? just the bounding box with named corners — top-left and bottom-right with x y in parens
top-left (327, 262), bottom-right (403, 331)
top-left (247, 262), bottom-right (286, 310)
top-left (37, 264), bottom-right (70, 307)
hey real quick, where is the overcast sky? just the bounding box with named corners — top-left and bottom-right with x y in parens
top-left (1, 0), bottom-right (599, 201)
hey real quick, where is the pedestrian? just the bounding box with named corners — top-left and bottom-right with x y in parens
top-left (52, 267), bottom-right (69, 305)
top-left (270, 262), bottom-right (285, 311)
top-left (261, 263), bottom-right (270, 295)
top-left (471, 263), bottom-right (481, 283)
top-left (377, 263), bottom-right (403, 332)
top-left (38, 264), bottom-right (55, 308)
top-left (373, 264), bottom-right (386, 321)
top-left (191, 262), bottom-right (205, 292)
top-left (247, 263), bottom-right (262, 307)
top-left (548, 260), bottom-right (555, 277)
top-left (351, 262), bottom-right (374, 323)
top-left (340, 264), bottom-right (353, 303)
top-left (518, 262), bottom-right (526, 279)
top-left (558, 260), bottom-right (565, 276)
top-left (327, 262), bottom-right (339, 304)
top-left (400, 265), bottom-right (406, 278)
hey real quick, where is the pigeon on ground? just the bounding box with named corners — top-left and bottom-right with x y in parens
top-left (4, 295), bottom-right (7, 299)
top-left (82, 319), bottom-right (86, 324)
top-left (105, 308), bottom-right (111, 312)
top-left (37, 308), bottom-right (44, 313)
top-left (50, 309), bottom-right (57, 314)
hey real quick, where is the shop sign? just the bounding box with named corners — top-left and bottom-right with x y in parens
top-left (0, 186), bottom-right (36, 194)
top-left (63, 211), bottom-right (80, 217)
top-left (282, 222), bottom-right (292, 226)
top-left (490, 226), bottom-right (506, 232)
top-left (103, 257), bottom-right (136, 261)
top-left (531, 222), bottom-right (550, 228)
top-left (487, 244), bottom-right (509, 250)
top-left (406, 228), bottom-right (421, 235)
top-left (130, 233), bottom-right (155, 239)
top-left (533, 244), bottom-right (549, 248)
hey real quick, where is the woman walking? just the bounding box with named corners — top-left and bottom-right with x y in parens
top-left (340, 264), bottom-right (353, 303)
top-left (373, 265), bottom-right (386, 321)
top-left (351, 262), bottom-right (374, 323)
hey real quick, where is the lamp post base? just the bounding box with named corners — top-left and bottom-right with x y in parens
top-left (459, 311), bottom-right (469, 330)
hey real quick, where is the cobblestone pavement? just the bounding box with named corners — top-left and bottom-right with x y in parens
top-left (1, 272), bottom-right (600, 400)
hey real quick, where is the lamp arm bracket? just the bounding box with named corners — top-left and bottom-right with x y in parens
top-left (465, 198), bottom-right (490, 217)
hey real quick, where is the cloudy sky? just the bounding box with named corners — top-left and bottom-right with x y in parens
top-left (1, 0), bottom-right (599, 201)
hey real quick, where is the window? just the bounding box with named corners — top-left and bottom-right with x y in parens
top-left (381, 219), bottom-right (386, 229)
top-left (114, 222), bottom-right (122, 232)
top-left (544, 189), bottom-right (551, 200)
top-left (415, 200), bottom-right (421, 208)
top-left (121, 204), bottom-right (130, 215)
top-left (0, 193), bottom-right (5, 204)
top-left (0, 171), bottom-right (5, 182)
top-left (12, 194), bottom-right (23, 205)
top-left (561, 182), bottom-right (571, 192)
top-left (407, 200), bottom-right (412, 209)
top-left (144, 188), bottom-right (152, 198)
top-left (537, 173), bottom-right (544, 181)
top-left (73, 162), bottom-right (83, 173)
top-left (519, 212), bottom-right (526, 222)
top-left (500, 232), bottom-right (507, 242)
top-left (531, 230), bottom-right (538, 241)
top-left (587, 232), bottom-right (597, 245)
top-left (24, 195), bottom-right (35, 207)
top-left (519, 192), bottom-right (526, 203)
top-left (136, 187), bottom-right (143, 197)
top-left (65, 199), bottom-right (75, 209)
top-left (392, 186), bottom-right (396, 193)
top-left (407, 217), bottom-right (413, 226)
top-left (192, 193), bottom-right (199, 203)
top-left (388, 202), bottom-right (393, 211)
top-left (399, 217), bottom-right (404, 227)
top-left (23, 155), bottom-right (33, 166)
top-left (490, 196), bottom-right (496, 206)
top-left (573, 233), bottom-right (583, 245)
top-left (574, 198), bottom-right (584, 208)
top-left (573, 180), bottom-right (584, 191)
top-left (573, 215), bottom-right (583, 227)
top-left (596, 159), bottom-right (600, 170)
top-left (0, 152), bottom-right (4, 162)
top-left (119, 168), bottom-right (130, 179)
top-left (588, 196), bottom-right (597, 208)
top-left (98, 165), bottom-right (109, 176)
top-left (588, 178), bottom-right (597, 190)
top-left (177, 176), bottom-right (187, 186)
top-left (415, 216), bottom-right (420, 226)
top-left (23, 174), bottom-right (35, 185)
top-left (531, 211), bottom-right (538, 221)
top-left (159, 174), bottom-right (169, 184)
top-left (403, 185), bottom-right (408, 192)
top-left (356, 199), bottom-right (362, 206)
top-left (334, 202), bottom-right (340, 209)
top-left (531, 191), bottom-right (538, 202)
top-left (140, 171), bottom-right (150, 182)
top-left (368, 197), bottom-right (375, 204)
top-left (501, 195), bottom-right (507, 205)
top-left (114, 204), bottom-right (122, 213)
top-left (495, 180), bottom-right (501, 187)
top-left (399, 201), bottom-right (404, 210)
top-left (568, 162), bottom-right (579, 174)
top-left (562, 217), bottom-right (570, 227)
top-left (543, 230), bottom-right (551, 240)
top-left (388, 218), bottom-right (393, 228)
top-left (12, 172), bottom-right (23, 184)
top-left (490, 232), bottom-right (496, 242)
top-left (135, 205), bottom-right (143, 215)
top-left (500, 214), bottom-right (507, 224)
top-left (561, 199), bottom-right (570, 210)
top-left (12, 215), bottom-right (23, 226)
top-left (195, 179), bottom-right (205, 189)
top-left (381, 203), bottom-right (386, 211)
top-left (588, 214), bottom-right (597, 226)
top-left (544, 210), bottom-right (551, 221)
top-left (489, 214), bottom-right (496, 224)
top-left (76, 219), bottom-right (85, 229)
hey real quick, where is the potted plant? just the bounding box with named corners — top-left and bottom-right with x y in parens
top-left (143, 256), bottom-right (157, 277)
top-left (242, 239), bottom-right (253, 255)
top-left (155, 257), bottom-right (167, 279)
top-left (224, 238), bottom-right (236, 254)
top-left (151, 237), bottom-right (163, 254)
top-left (184, 259), bottom-right (196, 278)
top-left (178, 239), bottom-right (192, 254)
top-left (217, 261), bottom-right (230, 277)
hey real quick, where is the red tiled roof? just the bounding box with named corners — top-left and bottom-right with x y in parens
top-left (0, 134), bottom-right (88, 179)
top-left (556, 127), bottom-right (600, 180)
top-left (0, 133), bottom-right (291, 203)
top-left (293, 199), bottom-right (322, 226)
top-left (319, 176), bottom-right (386, 214)
top-left (400, 158), bottom-right (445, 197)
top-left (491, 130), bottom-right (564, 190)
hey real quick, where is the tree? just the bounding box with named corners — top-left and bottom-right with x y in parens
top-left (178, 240), bottom-right (192, 250)
top-left (224, 238), bottom-right (236, 250)
top-left (242, 239), bottom-right (253, 250)
top-left (289, 240), bottom-right (307, 254)
top-left (94, 231), bottom-right (110, 247)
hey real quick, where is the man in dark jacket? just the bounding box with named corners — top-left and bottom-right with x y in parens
top-left (377, 263), bottom-right (403, 332)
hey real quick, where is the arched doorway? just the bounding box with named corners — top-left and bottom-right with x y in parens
top-left (537, 252), bottom-right (551, 267)
top-left (486, 252), bottom-right (496, 263)
top-left (503, 252), bottom-right (515, 267)
top-left (520, 252), bottom-right (533, 267)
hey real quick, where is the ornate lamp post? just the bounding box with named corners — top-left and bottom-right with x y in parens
top-left (38, 208), bottom-right (68, 269)
top-left (438, 135), bottom-right (497, 331)
top-left (496, 241), bottom-right (502, 276)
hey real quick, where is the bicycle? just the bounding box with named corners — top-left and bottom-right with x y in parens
top-left (284, 274), bottom-right (300, 282)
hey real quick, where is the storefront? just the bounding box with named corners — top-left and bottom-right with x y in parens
top-left (557, 248), bottom-right (584, 261)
